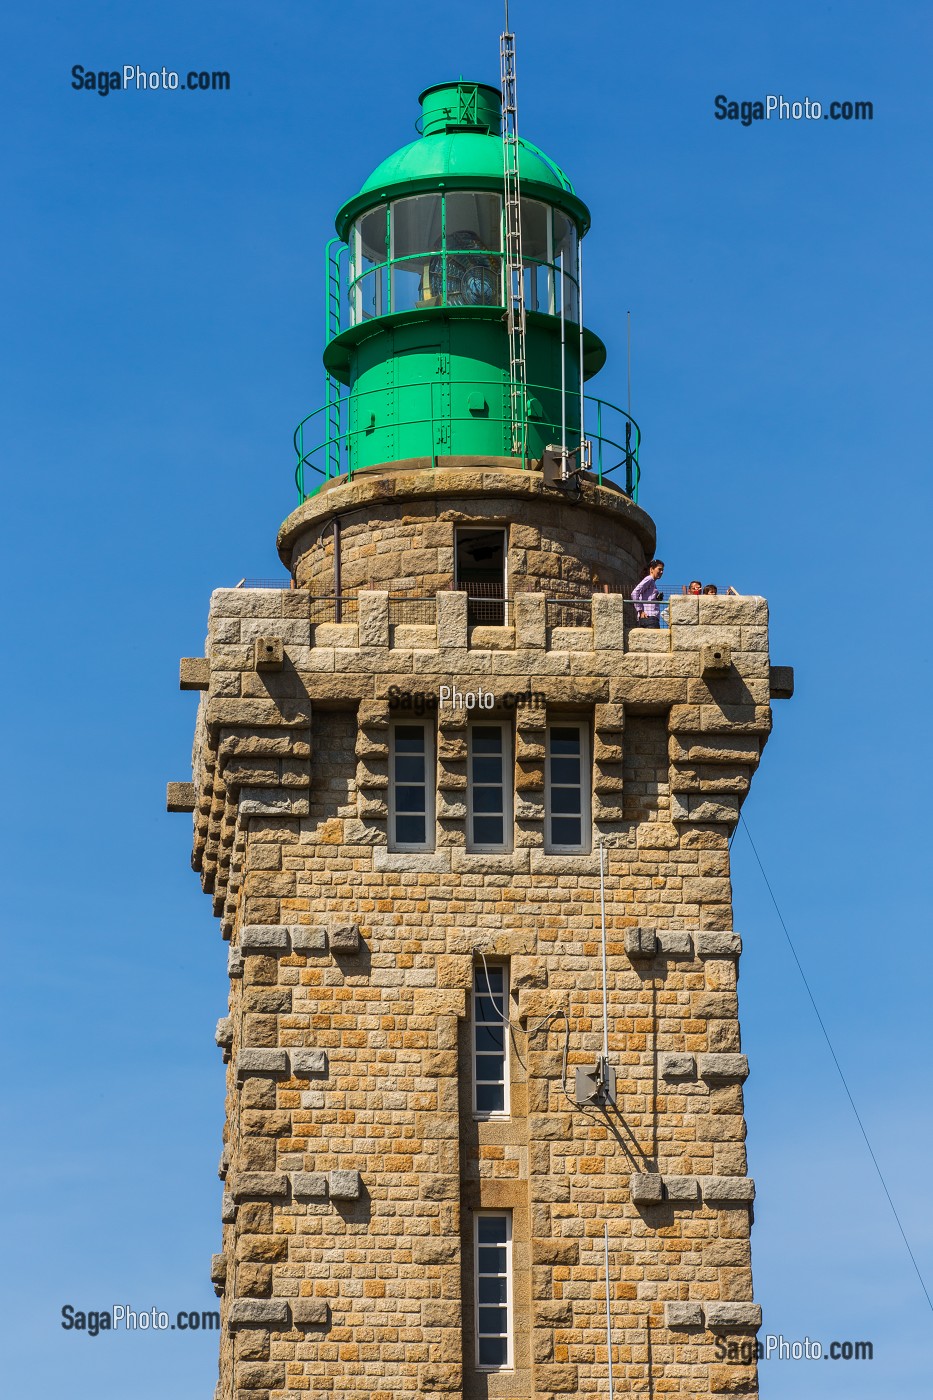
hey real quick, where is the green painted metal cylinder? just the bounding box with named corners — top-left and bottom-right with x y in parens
top-left (299, 80), bottom-right (641, 496)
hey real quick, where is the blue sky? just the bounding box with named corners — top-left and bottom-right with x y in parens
top-left (1, 2), bottom-right (931, 1395)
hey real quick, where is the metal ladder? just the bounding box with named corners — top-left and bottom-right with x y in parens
top-left (500, 22), bottom-right (527, 461)
top-left (324, 238), bottom-right (346, 479)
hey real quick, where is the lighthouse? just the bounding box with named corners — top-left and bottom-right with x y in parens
top-left (171, 64), bottom-right (790, 1400)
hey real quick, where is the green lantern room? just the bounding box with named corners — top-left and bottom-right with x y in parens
top-left (295, 80), bottom-right (641, 498)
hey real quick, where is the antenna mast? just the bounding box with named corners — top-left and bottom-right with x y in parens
top-left (500, 3), bottom-right (527, 459)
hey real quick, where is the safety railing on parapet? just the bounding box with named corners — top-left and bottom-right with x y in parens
top-left (293, 378), bottom-right (641, 505)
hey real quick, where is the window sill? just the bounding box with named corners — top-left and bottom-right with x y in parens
top-left (374, 849), bottom-right (451, 872)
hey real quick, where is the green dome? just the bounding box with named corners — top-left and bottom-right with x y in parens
top-left (335, 82), bottom-right (590, 239)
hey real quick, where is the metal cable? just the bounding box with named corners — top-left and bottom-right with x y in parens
top-left (739, 813), bottom-right (933, 1315)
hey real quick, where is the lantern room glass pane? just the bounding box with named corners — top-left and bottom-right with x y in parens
top-left (520, 198), bottom-right (550, 262)
top-left (391, 196), bottom-right (442, 313)
top-left (553, 209), bottom-right (577, 276)
top-left (445, 192), bottom-right (502, 251)
top-left (357, 204), bottom-right (387, 267)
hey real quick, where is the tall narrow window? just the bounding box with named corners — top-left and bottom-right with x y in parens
top-left (474, 1211), bottom-right (513, 1370)
top-left (468, 723), bottom-right (512, 852)
top-left (545, 722), bottom-right (590, 853)
top-left (473, 962), bottom-right (508, 1117)
top-left (389, 722), bottom-right (434, 851)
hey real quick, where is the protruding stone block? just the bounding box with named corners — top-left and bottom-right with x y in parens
top-left (631, 1173), bottom-right (664, 1205)
top-left (253, 635), bottom-right (284, 671)
top-left (221, 1192), bottom-right (237, 1223)
top-left (704, 1302), bottom-right (762, 1333)
top-left (700, 1176), bottom-right (756, 1203)
top-left (328, 1169), bottom-right (362, 1200)
top-left (166, 782), bottom-right (196, 812)
top-left (228, 1298), bottom-right (290, 1327)
top-left (179, 657), bottom-right (210, 690)
top-left (292, 1172), bottom-right (328, 1200)
top-left (230, 1171), bottom-right (289, 1201)
top-left (289, 925), bottom-right (327, 955)
top-left (210, 1253), bottom-right (227, 1295)
top-left (625, 927), bottom-right (658, 960)
top-left (699, 1053), bottom-right (749, 1082)
top-left (769, 665), bottom-right (795, 699)
top-left (665, 1300), bottom-right (704, 1329)
top-left (696, 931), bottom-right (743, 958)
top-left (513, 592), bottom-right (546, 647)
top-left (289, 1049), bottom-right (327, 1077)
top-left (657, 930), bottom-right (693, 957)
top-left (215, 1017), bottom-right (233, 1050)
top-left (437, 591), bottom-right (468, 649)
top-left (701, 641), bottom-right (732, 676)
top-left (328, 921), bottom-right (361, 954)
top-left (227, 947), bottom-right (244, 978)
top-left (240, 925), bottom-right (291, 954)
top-left (664, 1175), bottom-right (700, 1202)
top-left (237, 1048), bottom-right (289, 1078)
top-left (358, 590), bottom-right (389, 648)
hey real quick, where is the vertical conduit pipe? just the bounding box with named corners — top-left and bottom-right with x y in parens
top-left (599, 843), bottom-right (609, 1062)
top-left (578, 237), bottom-right (586, 466)
top-left (604, 1221), bottom-right (615, 1398)
top-left (559, 253), bottom-right (567, 454)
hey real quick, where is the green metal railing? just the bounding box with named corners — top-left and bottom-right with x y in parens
top-left (293, 378), bottom-right (641, 504)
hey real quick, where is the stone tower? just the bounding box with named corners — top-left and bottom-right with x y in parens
top-left (170, 76), bottom-right (791, 1400)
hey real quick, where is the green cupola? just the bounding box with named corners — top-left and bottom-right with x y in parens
top-left (295, 79), bottom-right (640, 498)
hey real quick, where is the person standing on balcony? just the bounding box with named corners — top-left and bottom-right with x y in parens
top-left (632, 560), bottom-right (665, 627)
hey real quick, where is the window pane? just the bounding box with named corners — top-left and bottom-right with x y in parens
top-left (472, 787), bottom-right (503, 815)
top-left (472, 755), bottom-right (504, 785)
top-left (394, 785), bottom-right (426, 813)
top-left (478, 1307), bottom-right (508, 1333)
top-left (391, 196), bottom-right (442, 313)
top-left (477, 1216), bottom-right (508, 1244)
top-left (551, 816), bottom-right (582, 846)
top-left (446, 192), bottom-right (502, 251)
top-left (395, 814), bottom-right (426, 845)
top-left (475, 1054), bottom-right (505, 1080)
top-left (476, 966), bottom-right (503, 993)
top-left (550, 787), bottom-right (582, 815)
top-left (474, 1025), bottom-right (505, 1053)
top-left (562, 269), bottom-right (579, 323)
top-left (395, 726), bottom-right (426, 750)
top-left (479, 1336), bottom-right (507, 1367)
top-left (472, 727), bottom-right (503, 754)
top-left (392, 195), bottom-right (442, 259)
top-left (357, 205), bottom-right (387, 266)
top-left (520, 198), bottom-right (550, 262)
top-left (473, 816), bottom-right (504, 845)
top-left (475, 1082), bottom-right (504, 1113)
top-left (550, 756), bottom-right (581, 785)
top-left (550, 728), bottom-right (582, 753)
top-left (478, 1276), bottom-right (507, 1304)
top-left (475, 995), bottom-right (504, 1021)
top-left (553, 209), bottom-right (577, 274)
